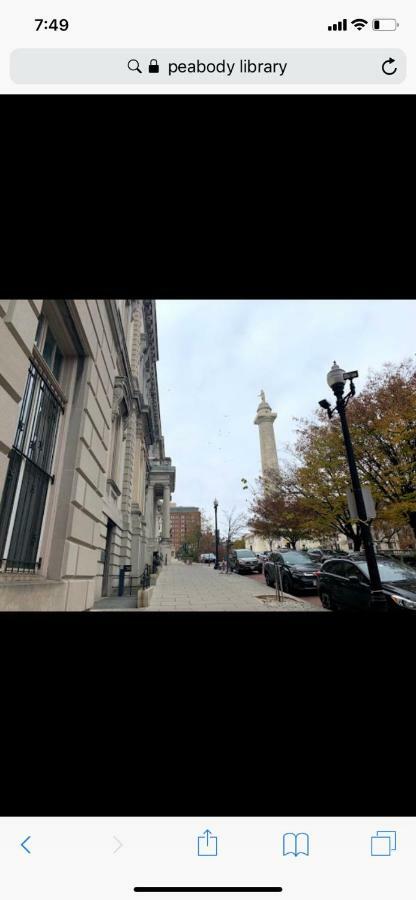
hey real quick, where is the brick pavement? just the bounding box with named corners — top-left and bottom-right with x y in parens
top-left (143, 560), bottom-right (322, 611)
top-left (248, 571), bottom-right (324, 609)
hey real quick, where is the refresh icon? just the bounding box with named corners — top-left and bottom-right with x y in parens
top-left (382, 57), bottom-right (397, 75)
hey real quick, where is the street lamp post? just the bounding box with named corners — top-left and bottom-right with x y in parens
top-left (213, 498), bottom-right (219, 569)
top-left (320, 362), bottom-right (385, 608)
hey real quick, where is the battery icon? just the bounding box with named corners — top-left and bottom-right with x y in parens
top-left (372, 18), bottom-right (398, 29)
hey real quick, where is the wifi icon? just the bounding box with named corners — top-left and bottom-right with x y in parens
top-left (351, 17), bottom-right (368, 28)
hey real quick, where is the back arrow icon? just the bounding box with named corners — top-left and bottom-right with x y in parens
top-left (21, 836), bottom-right (31, 854)
top-left (382, 57), bottom-right (397, 74)
top-left (113, 836), bottom-right (123, 854)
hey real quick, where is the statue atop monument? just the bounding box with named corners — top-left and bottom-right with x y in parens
top-left (259, 390), bottom-right (266, 402)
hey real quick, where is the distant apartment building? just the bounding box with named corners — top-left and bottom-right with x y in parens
top-left (0, 299), bottom-right (175, 610)
top-left (170, 504), bottom-right (201, 555)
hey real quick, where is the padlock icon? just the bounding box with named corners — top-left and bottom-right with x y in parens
top-left (148, 59), bottom-right (159, 74)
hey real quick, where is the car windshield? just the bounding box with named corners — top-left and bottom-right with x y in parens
top-left (356, 559), bottom-right (416, 583)
top-left (236, 550), bottom-right (255, 557)
top-left (279, 552), bottom-right (314, 564)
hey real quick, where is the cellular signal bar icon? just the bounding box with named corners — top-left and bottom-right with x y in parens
top-left (328, 18), bottom-right (347, 29)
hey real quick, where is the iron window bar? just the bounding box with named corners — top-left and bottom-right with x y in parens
top-left (31, 345), bottom-right (67, 411)
top-left (0, 361), bottom-right (64, 572)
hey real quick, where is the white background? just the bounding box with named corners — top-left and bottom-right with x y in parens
top-left (0, 817), bottom-right (412, 899)
top-left (2, 0), bottom-right (414, 92)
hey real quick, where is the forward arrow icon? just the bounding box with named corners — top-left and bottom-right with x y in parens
top-left (113, 835), bottom-right (123, 854)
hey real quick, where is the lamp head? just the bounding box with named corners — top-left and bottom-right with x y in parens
top-left (327, 361), bottom-right (346, 390)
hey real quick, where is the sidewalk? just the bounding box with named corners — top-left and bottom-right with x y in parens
top-left (142, 560), bottom-right (321, 611)
top-left (93, 594), bottom-right (137, 609)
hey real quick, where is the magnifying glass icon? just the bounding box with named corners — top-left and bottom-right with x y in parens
top-left (127, 58), bottom-right (142, 73)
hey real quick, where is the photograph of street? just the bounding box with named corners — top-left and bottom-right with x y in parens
top-left (0, 298), bottom-right (415, 612)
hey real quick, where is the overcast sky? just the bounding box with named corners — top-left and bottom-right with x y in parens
top-left (155, 299), bottom-right (416, 532)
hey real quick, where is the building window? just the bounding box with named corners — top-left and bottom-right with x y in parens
top-left (34, 318), bottom-right (64, 384)
top-left (34, 314), bottom-right (44, 347)
top-left (108, 395), bottom-right (128, 495)
top-left (110, 415), bottom-right (122, 485)
top-left (0, 361), bottom-right (64, 572)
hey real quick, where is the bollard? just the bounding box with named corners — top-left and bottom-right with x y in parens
top-left (277, 564), bottom-right (284, 602)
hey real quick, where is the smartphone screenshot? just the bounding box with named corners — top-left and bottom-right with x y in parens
top-left (1, 0), bottom-right (413, 92)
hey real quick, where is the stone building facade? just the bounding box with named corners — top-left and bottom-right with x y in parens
top-left (0, 299), bottom-right (175, 610)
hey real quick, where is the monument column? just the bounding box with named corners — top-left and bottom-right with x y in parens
top-left (254, 390), bottom-right (279, 476)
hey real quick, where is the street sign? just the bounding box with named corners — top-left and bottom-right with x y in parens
top-left (346, 486), bottom-right (376, 521)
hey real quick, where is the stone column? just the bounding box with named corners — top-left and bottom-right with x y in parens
top-left (133, 418), bottom-right (146, 576)
top-left (120, 406), bottom-right (136, 564)
top-left (144, 482), bottom-right (155, 565)
top-left (163, 484), bottom-right (171, 539)
top-left (130, 506), bottom-right (142, 578)
top-left (159, 483), bottom-right (172, 564)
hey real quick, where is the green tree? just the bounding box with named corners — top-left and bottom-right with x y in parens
top-left (232, 537), bottom-right (247, 549)
top-left (347, 359), bottom-right (416, 538)
top-left (248, 473), bottom-right (316, 549)
top-left (248, 358), bottom-right (416, 552)
top-left (287, 416), bottom-right (363, 549)
top-left (221, 508), bottom-right (247, 571)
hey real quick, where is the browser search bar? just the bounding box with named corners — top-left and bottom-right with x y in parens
top-left (10, 49), bottom-right (406, 83)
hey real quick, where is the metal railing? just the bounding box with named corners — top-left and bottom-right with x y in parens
top-left (107, 564), bottom-right (153, 597)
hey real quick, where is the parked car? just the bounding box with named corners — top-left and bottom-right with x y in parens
top-left (263, 550), bottom-right (320, 593)
top-left (200, 553), bottom-right (216, 564)
top-left (318, 555), bottom-right (416, 611)
top-left (229, 549), bottom-right (263, 574)
top-left (307, 548), bottom-right (350, 562)
top-left (256, 551), bottom-right (271, 563)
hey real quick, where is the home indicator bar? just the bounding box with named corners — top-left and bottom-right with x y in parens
top-left (133, 889), bottom-right (283, 894)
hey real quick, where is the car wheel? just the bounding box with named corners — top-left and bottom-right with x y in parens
top-left (320, 590), bottom-right (336, 611)
top-left (282, 574), bottom-right (292, 594)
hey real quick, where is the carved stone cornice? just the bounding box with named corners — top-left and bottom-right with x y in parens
top-left (142, 299), bottom-right (162, 444)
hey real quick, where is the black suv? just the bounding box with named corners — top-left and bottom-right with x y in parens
top-left (318, 554), bottom-right (416, 611)
top-left (229, 549), bottom-right (262, 574)
top-left (263, 550), bottom-right (320, 594)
